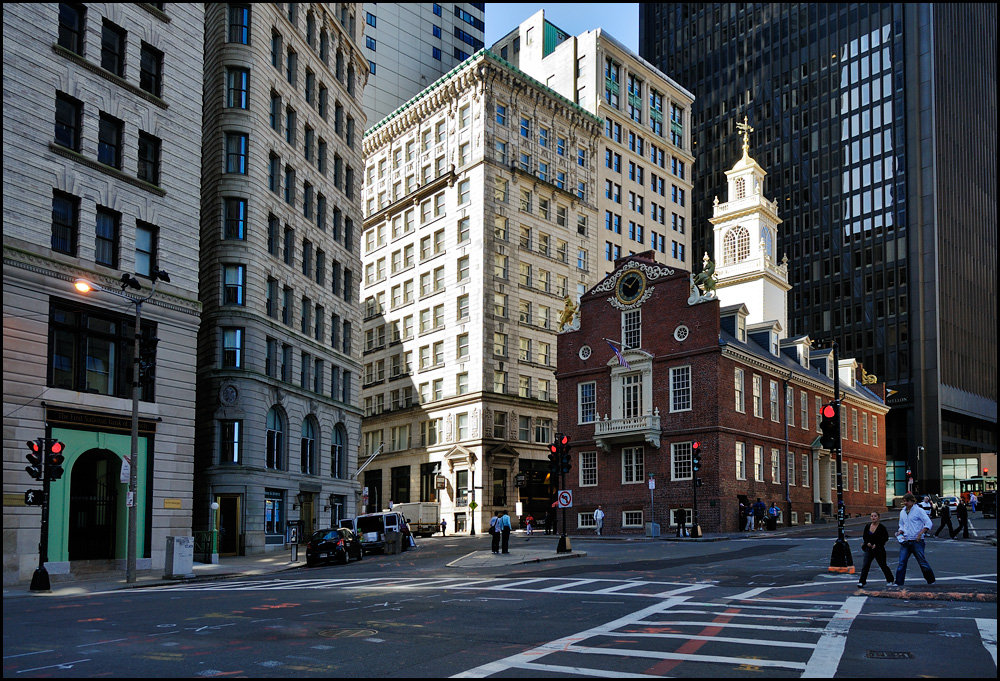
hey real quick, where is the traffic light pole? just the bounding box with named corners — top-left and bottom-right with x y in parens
top-left (828, 342), bottom-right (854, 573)
top-left (30, 438), bottom-right (51, 592)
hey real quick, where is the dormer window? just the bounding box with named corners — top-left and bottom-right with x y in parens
top-left (770, 331), bottom-right (779, 356)
top-left (737, 314), bottom-right (746, 342)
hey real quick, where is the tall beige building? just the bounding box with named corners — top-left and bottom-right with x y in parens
top-left (360, 49), bottom-right (602, 532)
top-left (195, 3), bottom-right (368, 555)
top-left (491, 10), bottom-right (696, 278)
top-left (3, 3), bottom-right (203, 583)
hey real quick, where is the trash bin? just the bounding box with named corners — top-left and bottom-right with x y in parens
top-left (766, 515), bottom-right (778, 531)
top-left (645, 522), bottom-right (660, 538)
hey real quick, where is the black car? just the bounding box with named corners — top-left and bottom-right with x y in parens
top-left (305, 527), bottom-right (364, 567)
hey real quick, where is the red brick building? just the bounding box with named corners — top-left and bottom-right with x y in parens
top-left (555, 142), bottom-right (889, 534)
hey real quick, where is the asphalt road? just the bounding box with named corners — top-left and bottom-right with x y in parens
top-left (3, 530), bottom-right (996, 678)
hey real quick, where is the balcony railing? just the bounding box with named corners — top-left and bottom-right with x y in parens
top-left (593, 409), bottom-right (661, 452)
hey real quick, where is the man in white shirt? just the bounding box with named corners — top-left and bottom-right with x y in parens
top-left (891, 492), bottom-right (936, 588)
top-left (594, 506), bottom-right (605, 536)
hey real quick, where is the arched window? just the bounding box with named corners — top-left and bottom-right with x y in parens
top-left (761, 226), bottom-right (773, 259)
top-left (723, 226), bottom-right (751, 264)
top-left (735, 177), bottom-right (746, 200)
top-left (331, 423), bottom-right (347, 478)
top-left (301, 417), bottom-right (317, 475)
top-left (266, 407), bottom-right (285, 470)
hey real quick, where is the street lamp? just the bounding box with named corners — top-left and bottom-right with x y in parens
top-left (74, 270), bottom-right (169, 583)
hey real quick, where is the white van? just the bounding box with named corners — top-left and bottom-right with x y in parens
top-left (341, 511), bottom-right (412, 554)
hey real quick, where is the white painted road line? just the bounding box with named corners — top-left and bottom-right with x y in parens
top-left (801, 595), bottom-right (866, 677)
top-left (976, 617), bottom-right (997, 668)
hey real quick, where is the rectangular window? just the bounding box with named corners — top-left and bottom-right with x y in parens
top-left (55, 92), bottom-right (83, 151)
top-left (787, 449), bottom-right (796, 487)
top-left (97, 113), bottom-right (123, 168)
top-left (735, 368), bottom-right (745, 412)
top-left (622, 447), bottom-right (644, 483)
top-left (101, 19), bottom-right (126, 76)
top-left (736, 442), bottom-right (746, 480)
top-left (134, 222), bottom-right (157, 277)
top-left (770, 380), bottom-right (780, 422)
top-left (226, 67), bottom-right (250, 108)
top-left (228, 4), bottom-right (251, 44)
top-left (222, 328), bottom-right (243, 368)
top-left (58, 3), bottom-right (86, 55)
top-left (580, 451), bottom-right (597, 487)
top-left (220, 420), bottom-right (242, 464)
top-left (51, 191), bottom-right (79, 255)
top-left (753, 375), bottom-right (763, 417)
top-left (137, 132), bottom-right (161, 185)
top-left (223, 264), bottom-right (245, 305)
top-left (771, 448), bottom-right (780, 483)
top-left (226, 132), bottom-right (249, 174)
top-left (224, 198), bottom-right (247, 239)
top-left (671, 442), bottom-right (692, 480)
top-left (754, 445), bottom-right (764, 481)
top-left (670, 366), bottom-right (691, 412)
top-left (94, 207), bottom-right (119, 268)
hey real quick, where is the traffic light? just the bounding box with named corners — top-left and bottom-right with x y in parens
top-left (46, 440), bottom-right (65, 481)
top-left (557, 433), bottom-right (572, 474)
top-left (820, 402), bottom-right (839, 450)
top-left (25, 440), bottom-right (43, 480)
top-left (692, 441), bottom-right (702, 472)
top-left (548, 441), bottom-right (559, 475)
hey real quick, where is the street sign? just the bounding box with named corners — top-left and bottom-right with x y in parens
top-left (648, 477), bottom-right (656, 490)
top-left (468, 500), bottom-right (478, 511)
top-left (436, 475), bottom-right (446, 490)
top-left (24, 490), bottom-right (43, 506)
top-left (514, 473), bottom-right (526, 487)
top-left (557, 490), bottom-right (573, 508)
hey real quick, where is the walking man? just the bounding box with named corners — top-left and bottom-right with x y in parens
top-left (933, 500), bottom-right (954, 537)
top-left (892, 492), bottom-right (936, 587)
top-left (969, 492), bottom-right (978, 513)
top-left (951, 499), bottom-right (970, 539)
top-left (594, 506), bottom-right (605, 536)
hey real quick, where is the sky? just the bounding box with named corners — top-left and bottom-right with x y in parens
top-left (484, 4), bottom-right (640, 53)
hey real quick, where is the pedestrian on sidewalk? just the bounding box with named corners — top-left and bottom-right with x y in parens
top-left (766, 502), bottom-right (780, 530)
top-left (933, 500), bottom-right (954, 537)
top-left (892, 492), bottom-right (935, 587)
top-left (858, 511), bottom-right (894, 588)
top-left (951, 499), bottom-right (970, 539)
top-left (544, 510), bottom-right (554, 535)
top-left (969, 492), bottom-right (978, 512)
top-left (490, 511), bottom-right (501, 554)
top-left (500, 509), bottom-right (512, 553)
top-left (440, 518), bottom-right (447, 536)
top-left (594, 506), bottom-right (605, 535)
top-left (525, 514), bottom-right (534, 537)
top-left (753, 498), bottom-right (766, 531)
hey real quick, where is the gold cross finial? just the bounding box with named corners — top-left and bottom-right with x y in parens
top-left (737, 115), bottom-right (754, 155)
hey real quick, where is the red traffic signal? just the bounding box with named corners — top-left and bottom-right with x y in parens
top-left (549, 443), bottom-right (559, 455)
top-left (558, 434), bottom-right (569, 447)
top-left (25, 440), bottom-right (43, 480)
top-left (821, 404), bottom-right (837, 419)
top-left (692, 441), bottom-right (701, 450)
top-left (49, 441), bottom-right (63, 455)
top-left (46, 439), bottom-right (66, 480)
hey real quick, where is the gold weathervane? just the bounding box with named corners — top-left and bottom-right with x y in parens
top-left (737, 115), bottom-right (754, 156)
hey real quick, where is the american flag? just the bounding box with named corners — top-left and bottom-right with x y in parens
top-left (607, 340), bottom-right (631, 368)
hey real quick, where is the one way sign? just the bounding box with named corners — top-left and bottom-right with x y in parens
top-left (24, 490), bottom-right (43, 506)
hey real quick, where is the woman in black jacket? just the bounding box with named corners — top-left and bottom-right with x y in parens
top-left (858, 511), bottom-right (895, 588)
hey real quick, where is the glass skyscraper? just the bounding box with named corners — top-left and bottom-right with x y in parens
top-left (640, 4), bottom-right (996, 496)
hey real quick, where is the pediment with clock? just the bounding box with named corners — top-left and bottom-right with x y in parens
top-left (590, 259), bottom-right (675, 311)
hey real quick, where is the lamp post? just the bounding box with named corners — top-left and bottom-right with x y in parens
top-left (75, 270), bottom-right (168, 583)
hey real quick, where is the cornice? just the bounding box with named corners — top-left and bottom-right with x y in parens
top-left (3, 243), bottom-right (200, 318)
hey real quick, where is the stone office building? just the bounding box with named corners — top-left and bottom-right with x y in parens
top-left (3, 3), bottom-right (203, 583)
top-left (194, 3), bottom-right (368, 556)
top-left (359, 49), bottom-right (603, 533)
top-left (556, 138), bottom-right (889, 533)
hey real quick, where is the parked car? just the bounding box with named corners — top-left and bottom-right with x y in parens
top-left (941, 496), bottom-right (959, 512)
top-left (305, 527), bottom-right (364, 567)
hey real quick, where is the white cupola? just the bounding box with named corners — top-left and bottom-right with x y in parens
top-left (710, 116), bottom-right (791, 338)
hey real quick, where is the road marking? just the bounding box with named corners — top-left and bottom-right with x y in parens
top-left (2, 651), bottom-right (54, 660)
top-left (976, 617), bottom-right (997, 667)
top-left (801, 596), bottom-right (866, 677)
top-left (15, 659), bottom-right (91, 674)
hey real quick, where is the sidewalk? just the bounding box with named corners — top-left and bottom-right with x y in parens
top-left (5, 515), bottom-right (993, 600)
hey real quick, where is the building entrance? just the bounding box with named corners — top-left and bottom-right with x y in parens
top-left (68, 449), bottom-right (121, 561)
top-left (216, 494), bottom-right (241, 556)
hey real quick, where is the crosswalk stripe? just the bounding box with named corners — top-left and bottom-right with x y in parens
top-left (556, 643), bottom-right (808, 670)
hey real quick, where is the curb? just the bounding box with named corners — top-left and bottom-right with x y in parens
top-left (859, 589), bottom-right (997, 602)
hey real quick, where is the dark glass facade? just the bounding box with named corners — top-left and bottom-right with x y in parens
top-left (641, 3), bottom-right (996, 495)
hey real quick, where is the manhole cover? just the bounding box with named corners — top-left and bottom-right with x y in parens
top-left (318, 628), bottom-right (378, 639)
top-left (866, 651), bottom-right (914, 659)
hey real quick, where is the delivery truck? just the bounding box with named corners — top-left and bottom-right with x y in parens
top-left (393, 502), bottom-right (441, 537)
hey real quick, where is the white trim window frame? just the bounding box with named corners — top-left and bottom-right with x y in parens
top-left (622, 446), bottom-right (644, 483)
top-left (670, 365), bottom-right (692, 413)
